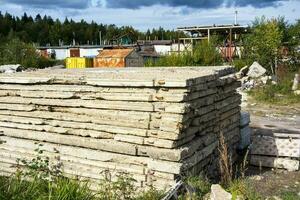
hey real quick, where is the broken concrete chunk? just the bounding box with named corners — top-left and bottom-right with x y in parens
top-left (247, 62), bottom-right (266, 78)
top-left (0, 64), bottom-right (22, 73)
top-left (210, 184), bottom-right (232, 200)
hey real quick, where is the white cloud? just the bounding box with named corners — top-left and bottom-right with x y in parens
top-left (0, 0), bottom-right (299, 31)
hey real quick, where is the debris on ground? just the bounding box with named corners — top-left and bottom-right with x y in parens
top-left (44, 65), bottom-right (65, 70)
top-left (210, 184), bottom-right (232, 200)
top-left (236, 62), bottom-right (270, 91)
top-left (0, 64), bottom-right (22, 73)
top-left (247, 61), bottom-right (267, 78)
top-left (235, 65), bottom-right (249, 79)
top-left (292, 74), bottom-right (299, 91)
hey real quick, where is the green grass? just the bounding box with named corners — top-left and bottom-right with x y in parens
top-left (0, 173), bottom-right (165, 200)
top-left (228, 179), bottom-right (262, 200)
top-left (178, 176), bottom-right (211, 200)
top-left (0, 173), bottom-right (95, 200)
top-left (248, 76), bottom-right (300, 105)
top-left (145, 39), bottom-right (222, 67)
top-left (0, 143), bottom-right (164, 200)
top-left (280, 191), bottom-right (300, 200)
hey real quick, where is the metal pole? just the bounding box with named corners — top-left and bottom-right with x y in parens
top-left (99, 31), bottom-right (102, 45)
top-left (235, 10), bottom-right (238, 25)
top-left (229, 28), bottom-right (232, 61)
top-left (208, 29), bottom-right (210, 43)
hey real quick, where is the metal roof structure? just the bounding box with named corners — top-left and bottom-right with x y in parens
top-left (177, 24), bottom-right (249, 36)
top-left (96, 49), bottom-right (134, 58)
top-left (137, 40), bottom-right (173, 46)
top-left (176, 24), bottom-right (250, 61)
top-left (36, 44), bottom-right (135, 50)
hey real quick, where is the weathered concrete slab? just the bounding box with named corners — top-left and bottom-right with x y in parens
top-left (250, 155), bottom-right (299, 171)
top-left (251, 136), bottom-right (300, 158)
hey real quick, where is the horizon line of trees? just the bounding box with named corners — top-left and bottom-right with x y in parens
top-left (0, 12), bottom-right (186, 46)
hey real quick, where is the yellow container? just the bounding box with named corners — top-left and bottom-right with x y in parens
top-left (66, 57), bottom-right (93, 69)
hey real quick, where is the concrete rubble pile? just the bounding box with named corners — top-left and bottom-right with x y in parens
top-left (0, 66), bottom-right (241, 190)
top-left (236, 62), bottom-right (270, 91)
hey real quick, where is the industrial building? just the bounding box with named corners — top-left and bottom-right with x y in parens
top-left (37, 45), bottom-right (104, 60)
top-left (177, 24), bottom-right (249, 61)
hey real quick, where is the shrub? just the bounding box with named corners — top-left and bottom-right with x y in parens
top-left (146, 39), bottom-right (222, 67)
top-left (0, 37), bottom-right (56, 69)
top-left (232, 59), bottom-right (251, 71)
top-left (248, 73), bottom-right (300, 105)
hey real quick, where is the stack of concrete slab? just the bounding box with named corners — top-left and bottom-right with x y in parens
top-left (0, 67), bottom-right (241, 189)
top-left (250, 132), bottom-right (300, 171)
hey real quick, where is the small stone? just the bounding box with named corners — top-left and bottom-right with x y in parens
top-left (260, 76), bottom-right (270, 84)
top-left (272, 196), bottom-right (282, 200)
top-left (294, 90), bottom-right (300, 95)
top-left (210, 184), bottom-right (232, 200)
top-left (249, 175), bottom-right (263, 181)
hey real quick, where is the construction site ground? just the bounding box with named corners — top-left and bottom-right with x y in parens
top-left (242, 94), bottom-right (300, 199)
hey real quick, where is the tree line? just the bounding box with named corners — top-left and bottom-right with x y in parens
top-left (0, 12), bottom-right (186, 46)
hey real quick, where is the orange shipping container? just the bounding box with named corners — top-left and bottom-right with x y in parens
top-left (94, 49), bottom-right (143, 68)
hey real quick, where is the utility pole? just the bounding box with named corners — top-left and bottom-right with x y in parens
top-left (99, 31), bottom-right (102, 45)
top-left (72, 32), bottom-right (76, 46)
top-left (234, 10), bottom-right (238, 40)
top-left (234, 10), bottom-right (238, 25)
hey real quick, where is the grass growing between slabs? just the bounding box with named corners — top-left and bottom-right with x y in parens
top-left (0, 172), bottom-right (166, 200)
top-left (0, 142), bottom-right (299, 200)
top-left (0, 143), bottom-right (165, 200)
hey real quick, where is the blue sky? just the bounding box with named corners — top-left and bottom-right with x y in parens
top-left (0, 0), bottom-right (299, 30)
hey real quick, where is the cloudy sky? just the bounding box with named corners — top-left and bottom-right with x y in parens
top-left (0, 0), bottom-right (299, 30)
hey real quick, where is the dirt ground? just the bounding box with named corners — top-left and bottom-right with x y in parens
top-left (247, 168), bottom-right (300, 199)
top-left (242, 93), bottom-right (300, 199)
